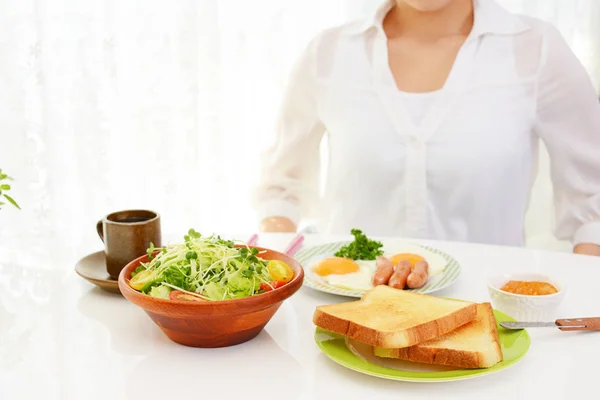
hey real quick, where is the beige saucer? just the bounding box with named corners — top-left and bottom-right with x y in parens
top-left (75, 251), bottom-right (121, 294)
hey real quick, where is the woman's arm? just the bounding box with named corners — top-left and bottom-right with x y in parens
top-left (534, 25), bottom-right (600, 255)
top-left (254, 38), bottom-right (325, 233)
top-left (259, 216), bottom-right (298, 233)
top-left (574, 243), bottom-right (600, 256)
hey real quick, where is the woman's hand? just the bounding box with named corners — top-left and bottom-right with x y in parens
top-left (259, 216), bottom-right (297, 233)
top-left (574, 243), bottom-right (600, 257)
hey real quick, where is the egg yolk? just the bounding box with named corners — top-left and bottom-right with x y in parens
top-left (390, 253), bottom-right (425, 269)
top-left (313, 257), bottom-right (360, 276)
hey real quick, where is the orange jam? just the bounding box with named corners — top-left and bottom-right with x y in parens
top-left (500, 280), bottom-right (558, 296)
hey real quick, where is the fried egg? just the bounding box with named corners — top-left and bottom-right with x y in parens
top-left (312, 257), bottom-right (361, 276)
top-left (389, 253), bottom-right (425, 268)
top-left (383, 243), bottom-right (447, 277)
top-left (311, 257), bottom-right (377, 291)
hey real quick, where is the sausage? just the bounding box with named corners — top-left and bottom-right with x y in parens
top-left (372, 256), bottom-right (395, 286)
top-left (407, 260), bottom-right (429, 289)
top-left (388, 260), bottom-right (411, 290)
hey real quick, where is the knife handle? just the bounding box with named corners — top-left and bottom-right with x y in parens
top-left (556, 318), bottom-right (600, 331)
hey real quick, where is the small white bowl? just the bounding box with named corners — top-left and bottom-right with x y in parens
top-left (487, 273), bottom-right (566, 322)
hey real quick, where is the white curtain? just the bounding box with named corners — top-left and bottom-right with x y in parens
top-left (0, 0), bottom-right (598, 265)
top-left (0, 0), bottom-right (364, 260)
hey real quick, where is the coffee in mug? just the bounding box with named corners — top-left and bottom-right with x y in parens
top-left (96, 209), bottom-right (162, 279)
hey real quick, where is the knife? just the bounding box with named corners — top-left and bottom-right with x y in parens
top-left (500, 317), bottom-right (600, 331)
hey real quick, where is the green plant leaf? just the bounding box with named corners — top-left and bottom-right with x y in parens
top-left (3, 194), bottom-right (21, 210)
top-left (0, 184), bottom-right (10, 190)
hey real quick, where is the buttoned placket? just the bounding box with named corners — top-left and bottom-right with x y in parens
top-left (372, 30), bottom-right (482, 238)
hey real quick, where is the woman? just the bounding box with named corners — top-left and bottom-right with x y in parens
top-left (254, 0), bottom-right (600, 256)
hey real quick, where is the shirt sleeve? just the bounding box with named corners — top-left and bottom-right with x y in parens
top-left (534, 24), bottom-right (600, 247)
top-left (253, 37), bottom-right (326, 226)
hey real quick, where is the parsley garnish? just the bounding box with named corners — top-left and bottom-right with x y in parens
top-left (334, 229), bottom-right (384, 260)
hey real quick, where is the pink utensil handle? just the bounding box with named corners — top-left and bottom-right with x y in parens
top-left (247, 234), bottom-right (259, 247)
top-left (285, 235), bottom-right (304, 256)
top-left (557, 318), bottom-right (600, 331)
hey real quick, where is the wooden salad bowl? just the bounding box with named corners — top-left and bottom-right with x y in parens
top-left (118, 246), bottom-right (304, 348)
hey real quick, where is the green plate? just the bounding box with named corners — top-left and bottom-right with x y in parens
top-left (296, 241), bottom-right (461, 298)
top-left (315, 309), bottom-right (530, 382)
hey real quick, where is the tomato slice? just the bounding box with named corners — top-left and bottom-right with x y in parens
top-left (129, 269), bottom-right (158, 291)
top-left (169, 290), bottom-right (205, 302)
top-left (260, 282), bottom-right (271, 292)
top-left (272, 281), bottom-right (287, 289)
top-left (267, 260), bottom-right (294, 283)
top-left (260, 281), bottom-right (287, 292)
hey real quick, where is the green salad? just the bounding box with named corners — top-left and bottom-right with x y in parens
top-left (128, 229), bottom-right (294, 301)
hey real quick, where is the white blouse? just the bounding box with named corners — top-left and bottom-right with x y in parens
top-left (399, 91), bottom-right (440, 125)
top-left (255, 0), bottom-right (600, 247)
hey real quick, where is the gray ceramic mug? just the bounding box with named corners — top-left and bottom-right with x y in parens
top-left (96, 209), bottom-right (162, 279)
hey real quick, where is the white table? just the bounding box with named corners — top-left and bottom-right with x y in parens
top-left (1, 233), bottom-right (599, 400)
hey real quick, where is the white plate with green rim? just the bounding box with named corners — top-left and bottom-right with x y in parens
top-left (294, 240), bottom-right (461, 297)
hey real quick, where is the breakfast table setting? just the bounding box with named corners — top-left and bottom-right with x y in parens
top-left (1, 210), bottom-right (600, 400)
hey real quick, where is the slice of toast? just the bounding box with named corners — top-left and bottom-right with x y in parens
top-left (313, 285), bottom-right (477, 348)
top-left (373, 302), bottom-right (503, 369)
